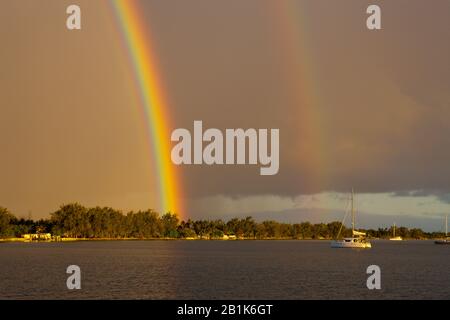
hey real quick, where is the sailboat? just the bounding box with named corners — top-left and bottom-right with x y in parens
top-left (389, 223), bottom-right (403, 241)
top-left (331, 189), bottom-right (372, 249)
top-left (435, 214), bottom-right (449, 245)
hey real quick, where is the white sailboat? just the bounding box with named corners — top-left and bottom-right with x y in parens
top-left (389, 223), bottom-right (403, 241)
top-left (435, 214), bottom-right (449, 245)
top-left (331, 189), bottom-right (372, 249)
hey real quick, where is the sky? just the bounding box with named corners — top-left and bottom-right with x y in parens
top-left (0, 0), bottom-right (449, 231)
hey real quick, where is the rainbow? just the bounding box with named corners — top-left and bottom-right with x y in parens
top-left (271, 1), bottom-right (332, 222)
top-left (110, 0), bottom-right (183, 217)
top-left (271, 0), bottom-right (328, 192)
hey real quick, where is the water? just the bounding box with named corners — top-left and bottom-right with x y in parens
top-left (0, 240), bottom-right (448, 299)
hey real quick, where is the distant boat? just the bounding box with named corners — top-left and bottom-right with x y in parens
top-left (389, 223), bottom-right (403, 241)
top-left (435, 214), bottom-right (449, 245)
top-left (331, 189), bottom-right (372, 249)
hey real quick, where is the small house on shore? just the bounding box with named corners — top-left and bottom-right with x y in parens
top-left (23, 233), bottom-right (52, 241)
top-left (222, 234), bottom-right (237, 240)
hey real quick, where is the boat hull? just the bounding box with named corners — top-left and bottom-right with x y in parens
top-left (331, 240), bottom-right (372, 248)
top-left (434, 240), bottom-right (450, 245)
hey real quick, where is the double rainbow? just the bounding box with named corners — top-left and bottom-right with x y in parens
top-left (109, 0), bottom-right (326, 218)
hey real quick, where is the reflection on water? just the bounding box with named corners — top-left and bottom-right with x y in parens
top-left (0, 240), bottom-right (449, 299)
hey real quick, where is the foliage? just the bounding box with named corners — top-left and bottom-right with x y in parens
top-left (0, 207), bottom-right (15, 237)
top-left (0, 204), bottom-right (440, 240)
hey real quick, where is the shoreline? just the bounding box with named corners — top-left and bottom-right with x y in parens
top-left (0, 237), bottom-right (437, 243)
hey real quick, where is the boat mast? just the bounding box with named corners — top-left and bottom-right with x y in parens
top-left (351, 188), bottom-right (355, 234)
top-left (393, 223), bottom-right (396, 237)
top-left (446, 214), bottom-right (448, 237)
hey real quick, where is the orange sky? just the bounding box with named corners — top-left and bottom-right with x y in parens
top-left (0, 1), bottom-right (449, 230)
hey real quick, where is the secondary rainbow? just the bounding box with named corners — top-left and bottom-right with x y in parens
top-left (110, 0), bottom-right (183, 217)
top-left (272, 1), bottom-right (328, 190)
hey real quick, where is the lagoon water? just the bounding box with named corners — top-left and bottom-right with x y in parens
top-left (0, 240), bottom-right (449, 299)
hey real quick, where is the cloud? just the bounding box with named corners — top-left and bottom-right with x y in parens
top-left (393, 189), bottom-right (450, 205)
top-left (192, 191), bottom-right (450, 230)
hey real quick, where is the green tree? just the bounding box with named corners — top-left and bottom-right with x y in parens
top-left (178, 219), bottom-right (197, 238)
top-left (410, 228), bottom-right (424, 239)
top-left (50, 203), bottom-right (87, 237)
top-left (327, 221), bottom-right (342, 239)
top-left (299, 222), bottom-right (313, 239)
top-left (262, 220), bottom-right (281, 238)
top-left (161, 212), bottom-right (179, 238)
top-left (242, 217), bottom-right (257, 238)
top-left (0, 207), bottom-right (14, 237)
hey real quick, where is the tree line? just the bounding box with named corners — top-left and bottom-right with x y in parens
top-left (0, 204), bottom-right (443, 239)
